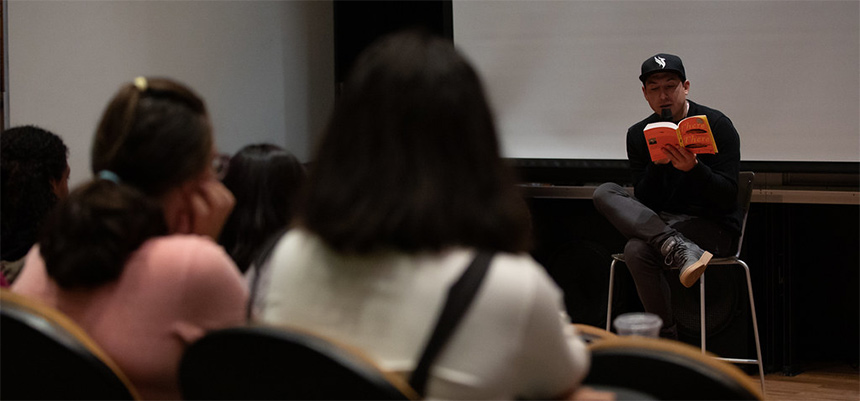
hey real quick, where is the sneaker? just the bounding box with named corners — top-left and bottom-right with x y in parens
top-left (661, 235), bottom-right (713, 288)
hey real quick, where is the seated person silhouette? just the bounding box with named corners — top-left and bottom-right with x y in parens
top-left (12, 77), bottom-right (247, 400)
top-left (593, 53), bottom-right (742, 339)
top-left (256, 31), bottom-right (591, 399)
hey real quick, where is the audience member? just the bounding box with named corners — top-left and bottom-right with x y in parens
top-left (1, 125), bottom-right (69, 284)
top-left (257, 31), bottom-right (590, 400)
top-left (12, 77), bottom-right (247, 400)
top-left (218, 143), bottom-right (306, 274)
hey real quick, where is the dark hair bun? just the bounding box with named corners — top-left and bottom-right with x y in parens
top-left (40, 180), bottom-right (168, 288)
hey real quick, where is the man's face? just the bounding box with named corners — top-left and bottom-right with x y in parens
top-left (642, 72), bottom-right (690, 121)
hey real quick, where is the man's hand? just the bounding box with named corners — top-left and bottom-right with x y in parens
top-left (660, 144), bottom-right (698, 172)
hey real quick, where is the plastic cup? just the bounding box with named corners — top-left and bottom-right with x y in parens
top-left (613, 312), bottom-right (663, 337)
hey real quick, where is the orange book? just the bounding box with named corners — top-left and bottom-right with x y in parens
top-left (644, 115), bottom-right (718, 162)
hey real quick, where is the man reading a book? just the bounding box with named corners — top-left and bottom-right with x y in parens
top-left (592, 53), bottom-right (742, 339)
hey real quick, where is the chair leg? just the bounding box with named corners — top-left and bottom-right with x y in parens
top-left (739, 260), bottom-right (766, 395)
top-left (700, 273), bottom-right (707, 354)
top-left (606, 260), bottom-right (616, 331)
top-left (703, 261), bottom-right (766, 396)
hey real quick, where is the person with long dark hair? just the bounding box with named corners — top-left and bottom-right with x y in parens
top-left (218, 143), bottom-right (306, 274)
top-left (258, 31), bottom-right (589, 399)
top-left (12, 77), bottom-right (247, 400)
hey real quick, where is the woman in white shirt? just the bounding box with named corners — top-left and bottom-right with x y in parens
top-left (257, 30), bottom-right (589, 400)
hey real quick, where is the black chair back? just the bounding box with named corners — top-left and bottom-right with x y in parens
top-left (730, 171), bottom-right (756, 257)
top-left (584, 336), bottom-right (763, 400)
top-left (0, 290), bottom-right (138, 400)
top-left (179, 325), bottom-right (416, 400)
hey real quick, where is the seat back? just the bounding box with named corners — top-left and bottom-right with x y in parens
top-left (179, 325), bottom-right (416, 400)
top-left (729, 171), bottom-right (756, 257)
top-left (0, 289), bottom-right (139, 400)
top-left (584, 336), bottom-right (763, 400)
top-left (572, 323), bottom-right (617, 345)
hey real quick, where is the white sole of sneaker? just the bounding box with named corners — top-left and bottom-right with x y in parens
top-left (679, 251), bottom-right (713, 288)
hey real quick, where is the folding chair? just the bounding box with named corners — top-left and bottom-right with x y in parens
top-left (180, 324), bottom-right (417, 400)
top-left (584, 335), bottom-right (763, 400)
top-left (573, 323), bottom-right (618, 345)
top-left (0, 289), bottom-right (139, 400)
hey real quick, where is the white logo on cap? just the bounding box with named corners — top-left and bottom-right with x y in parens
top-left (655, 56), bottom-right (666, 69)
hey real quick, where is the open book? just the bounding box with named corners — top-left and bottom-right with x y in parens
top-left (644, 115), bottom-right (718, 162)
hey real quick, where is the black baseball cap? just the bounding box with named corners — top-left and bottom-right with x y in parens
top-left (639, 53), bottom-right (686, 84)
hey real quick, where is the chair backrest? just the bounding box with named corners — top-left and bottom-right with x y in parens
top-left (0, 289), bottom-right (139, 400)
top-left (179, 325), bottom-right (417, 400)
top-left (730, 171), bottom-right (756, 257)
top-left (572, 323), bottom-right (617, 345)
top-left (583, 336), bottom-right (763, 400)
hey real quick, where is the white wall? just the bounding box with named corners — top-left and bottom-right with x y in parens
top-left (7, 0), bottom-right (334, 187)
top-left (453, 0), bottom-right (860, 162)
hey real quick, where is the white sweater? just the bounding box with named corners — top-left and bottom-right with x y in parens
top-left (258, 228), bottom-right (589, 400)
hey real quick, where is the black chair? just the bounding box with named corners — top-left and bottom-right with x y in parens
top-left (584, 336), bottom-right (763, 400)
top-left (179, 325), bottom-right (417, 400)
top-left (0, 289), bottom-right (139, 400)
top-left (604, 172), bottom-right (764, 393)
top-left (572, 323), bottom-right (617, 345)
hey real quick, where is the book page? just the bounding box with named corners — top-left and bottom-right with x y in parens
top-left (643, 122), bottom-right (681, 161)
top-left (677, 115), bottom-right (718, 154)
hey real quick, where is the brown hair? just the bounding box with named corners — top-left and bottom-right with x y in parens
top-left (40, 180), bottom-right (168, 288)
top-left (219, 143), bottom-right (306, 272)
top-left (91, 77), bottom-right (212, 196)
top-left (300, 30), bottom-right (531, 254)
top-left (39, 77), bottom-right (213, 288)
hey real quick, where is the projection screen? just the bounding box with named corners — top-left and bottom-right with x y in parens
top-left (452, 0), bottom-right (859, 162)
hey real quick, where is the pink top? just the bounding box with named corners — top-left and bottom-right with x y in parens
top-left (12, 235), bottom-right (248, 400)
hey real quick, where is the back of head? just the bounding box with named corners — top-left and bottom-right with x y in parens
top-left (1, 125), bottom-right (69, 261)
top-left (39, 180), bottom-right (168, 289)
top-left (219, 143), bottom-right (306, 272)
top-left (302, 30), bottom-right (531, 254)
top-left (91, 77), bottom-right (212, 197)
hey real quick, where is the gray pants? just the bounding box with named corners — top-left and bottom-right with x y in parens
top-left (592, 183), bottom-right (734, 334)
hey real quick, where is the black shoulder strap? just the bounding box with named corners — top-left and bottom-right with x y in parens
top-left (408, 251), bottom-right (495, 397)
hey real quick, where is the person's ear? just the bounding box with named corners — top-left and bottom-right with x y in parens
top-left (683, 80), bottom-right (690, 95)
top-left (50, 178), bottom-right (61, 196)
top-left (49, 166), bottom-right (70, 199)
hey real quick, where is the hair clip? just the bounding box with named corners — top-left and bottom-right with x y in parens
top-left (133, 76), bottom-right (148, 92)
top-left (98, 170), bottom-right (122, 184)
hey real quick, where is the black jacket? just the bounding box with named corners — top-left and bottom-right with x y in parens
top-left (626, 100), bottom-right (743, 235)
